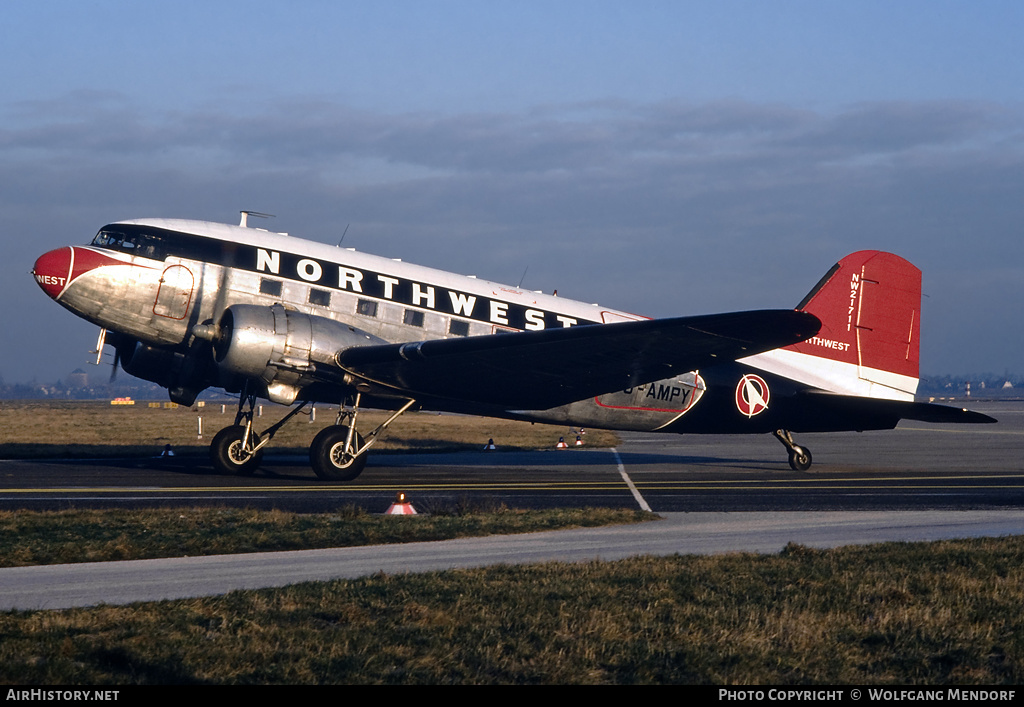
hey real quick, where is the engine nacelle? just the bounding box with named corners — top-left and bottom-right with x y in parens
top-left (119, 340), bottom-right (210, 406)
top-left (120, 340), bottom-right (185, 389)
top-left (211, 303), bottom-right (384, 404)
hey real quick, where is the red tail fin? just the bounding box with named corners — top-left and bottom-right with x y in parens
top-left (785, 250), bottom-right (921, 397)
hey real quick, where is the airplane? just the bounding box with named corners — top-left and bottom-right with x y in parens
top-left (31, 214), bottom-right (995, 480)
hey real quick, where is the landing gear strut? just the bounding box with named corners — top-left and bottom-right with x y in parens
top-left (209, 387), bottom-right (416, 481)
top-left (773, 428), bottom-right (812, 471)
top-left (310, 394), bottom-right (416, 481)
top-left (209, 383), bottom-right (311, 475)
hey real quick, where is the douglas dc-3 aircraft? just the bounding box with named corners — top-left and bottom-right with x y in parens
top-left (32, 215), bottom-right (995, 480)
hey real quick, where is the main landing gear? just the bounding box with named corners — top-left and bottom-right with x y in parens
top-left (773, 429), bottom-right (812, 471)
top-left (209, 385), bottom-right (310, 476)
top-left (309, 395), bottom-right (416, 480)
top-left (208, 389), bottom-right (416, 482)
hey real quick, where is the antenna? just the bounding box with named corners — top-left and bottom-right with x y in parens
top-left (239, 211), bottom-right (275, 228)
top-left (517, 266), bottom-right (529, 289)
top-left (336, 223), bottom-right (351, 247)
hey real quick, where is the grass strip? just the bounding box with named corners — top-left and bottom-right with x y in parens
top-left (2, 537), bottom-right (1023, 684)
top-left (0, 505), bottom-right (655, 567)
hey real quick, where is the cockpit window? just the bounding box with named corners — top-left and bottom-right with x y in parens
top-left (91, 227), bottom-right (165, 260)
top-left (91, 231), bottom-right (121, 247)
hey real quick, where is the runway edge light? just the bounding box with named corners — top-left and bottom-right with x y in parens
top-left (384, 492), bottom-right (418, 515)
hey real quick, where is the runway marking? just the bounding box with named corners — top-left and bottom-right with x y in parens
top-left (636, 481), bottom-right (1016, 490)
top-left (899, 426), bottom-right (1024, 435)
top-left (0, 483), bottom-right (642, 493)
top-left (613, 447), bottom-right (651, 512)
top-left (3, 475), bottom-right (1024, 496)
top-left (633, 473), bottom-right (1024, 484)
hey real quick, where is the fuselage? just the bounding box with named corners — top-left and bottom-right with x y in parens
top-left (33, 219), bottom-right (719, 431)
top-left (36, 219), bottom-right (931, 439)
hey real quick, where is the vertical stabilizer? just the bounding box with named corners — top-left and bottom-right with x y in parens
top-left (743, 251), bottom-right (921, 400)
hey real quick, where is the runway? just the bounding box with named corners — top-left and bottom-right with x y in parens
top-left (0, 400), bottom-right (1020, 513)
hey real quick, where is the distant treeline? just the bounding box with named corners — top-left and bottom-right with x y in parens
top-left (0, 377), bottom-right (228, 401)
top-left (919, 373), bottom-right (1022, 398)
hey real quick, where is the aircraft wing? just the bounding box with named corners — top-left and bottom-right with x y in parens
top-left (335, 309), bottom-right (820, 409)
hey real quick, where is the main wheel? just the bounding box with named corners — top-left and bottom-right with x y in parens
top-left (788, 446), bottom-right (812, 472)
top-left (310, 425), bottom-right (368, 481)
top-left (210, 425), bottom-right (263, 476)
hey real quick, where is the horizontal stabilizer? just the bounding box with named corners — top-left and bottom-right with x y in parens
top-left (894, 402), bottom-right (997, 425)
top-left (337, 309), bottom-right (820, 409)
top-left (777, 391), bottom-right (997, 432)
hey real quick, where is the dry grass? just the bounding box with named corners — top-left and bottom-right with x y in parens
top-left (0, 400), bottom-right (618, 458)
top-left (3, 537), bottom-right (1024, 684)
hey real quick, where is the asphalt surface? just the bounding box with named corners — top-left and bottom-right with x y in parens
top-left (1, 400), bottom-right (1019, 513)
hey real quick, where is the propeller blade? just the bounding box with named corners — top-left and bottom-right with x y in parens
top-left (109, 347), bottom-right (121, 383)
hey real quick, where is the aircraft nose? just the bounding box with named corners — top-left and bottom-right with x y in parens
top-left (32, 247), bottom-right (73, 299)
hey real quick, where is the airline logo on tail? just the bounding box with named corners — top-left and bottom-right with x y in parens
top-left (736, 374), bottom-right (770, 417)
top-left (806, 336), bottom-right (851, 352)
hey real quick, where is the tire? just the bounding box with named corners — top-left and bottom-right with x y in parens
top-left (210, 425), bottom-right (263, 476)
top-left (310, 425), bottom-right (368, 481)
top-left (788, 446), bottom-right (812, 472)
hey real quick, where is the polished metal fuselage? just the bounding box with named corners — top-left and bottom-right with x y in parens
top-left (39, 219), bottom-right (710, 431)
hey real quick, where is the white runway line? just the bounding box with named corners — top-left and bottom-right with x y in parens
top-left (613, 447), bottom-right (651, 512)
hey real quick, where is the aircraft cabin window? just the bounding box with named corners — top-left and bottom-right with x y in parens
top-left (403, 309), bottom-right (424, 328)
top-left (449, 319), bottom-right (470, 337)
top-left (357, 299), bottom-right (378, 318)
top-left (309, 288), bottom-right (331, 307)
top-left (259, 278), bottom-right (283, 297)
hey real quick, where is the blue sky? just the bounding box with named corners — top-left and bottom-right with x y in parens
top-left (3, 1), bottom-right (1023, 382)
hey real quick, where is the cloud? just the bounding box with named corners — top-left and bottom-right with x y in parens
top-left (3, 95), bottom-right (1023, 380)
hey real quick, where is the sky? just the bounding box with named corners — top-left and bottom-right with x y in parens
top-left (2, 1), bottom-right (1023, 383)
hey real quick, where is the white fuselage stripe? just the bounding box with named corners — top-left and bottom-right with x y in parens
top-left (739, 348), bottom-right (917, 401)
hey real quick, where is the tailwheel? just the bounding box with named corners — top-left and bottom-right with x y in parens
top-left (788, 446), bottom-right (812, 472)
top-left (773, 428), bottom-right (813, 472)
top-left (210, 425), bottom-right (263, 476)
top-left (310, 425), bottom-right (367, 481)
